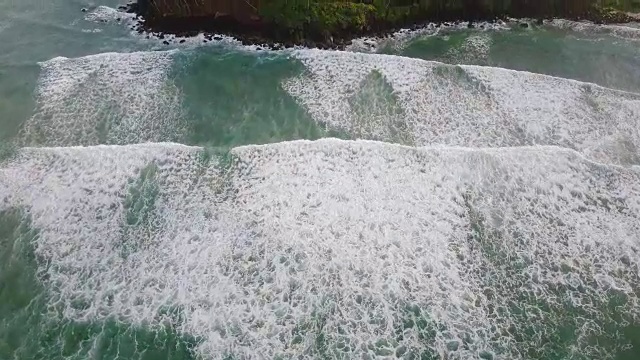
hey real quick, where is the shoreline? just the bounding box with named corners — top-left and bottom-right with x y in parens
top-left (122, 1), bottom-right (638, 50)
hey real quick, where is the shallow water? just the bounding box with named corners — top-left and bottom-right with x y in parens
top-left (1, 1), bottom-right (640, 359)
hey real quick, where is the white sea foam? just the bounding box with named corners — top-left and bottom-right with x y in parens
top-left (84, 5), bottom-right (135, 23)
top-left (152, 32), bottom-right (273, 52)
top-left (550, 19), bottom-right (640, 40)
top-left (284, 50), bottom-right (640, 165)
top-left (20, 51), bottom-right (185, 146)
top-left (444, 32), bottom-right (492, 62)
top-left (85, 5), bottom-right (271, 52)
top-left (1, 140), bottom-right (639, 359)
top-left (346, 21), bottom-right (510, 53)
top-left (80, 5), bottom-right (137, 34)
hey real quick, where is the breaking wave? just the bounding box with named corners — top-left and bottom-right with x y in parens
top-left (19, 51), bottom-right (185, 146)
top-left (1, 140), bottom-right (639, 359)
top-left (285, 49), bottom-right (640, 165)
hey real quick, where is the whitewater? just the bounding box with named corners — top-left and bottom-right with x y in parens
top-left (1, 3), bottom-right (640, 360)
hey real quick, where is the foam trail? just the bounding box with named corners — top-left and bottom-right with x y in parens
top-left (20, 51), bottom-right (185, 146)
top-left (1, 140), bottom-right (639, 359)
top-left (284, 50), bottom-right (640, 165)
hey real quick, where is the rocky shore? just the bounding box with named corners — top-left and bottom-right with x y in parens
top-left (121, 1), bottom-right (638, 50)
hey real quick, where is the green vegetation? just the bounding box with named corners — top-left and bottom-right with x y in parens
top-left (599, 0), bottom-right (640, 12)
top-left (144, 0), bottom-right (639, 45)
top-left (593, 0), bottom-right (640, 22)
top-left (253, 0), bottom-right (640, 34)
top-left (260, 1), bottom-right (376, 35)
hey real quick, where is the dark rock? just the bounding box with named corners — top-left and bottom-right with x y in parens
top-left (158, 33), bottom-right (165, 39)
top-left (179, 39), bottom-right (186, 43)
top-left (203, 39), bottom-right (208, 43)
top-left (125, 2), bottom-right (138, 13)
top-left (162, 40), bottom-right (170, 45)
top-left (256, 46), bottom-right (262, 51)
top-left (125, 1), bottom-right (634, 51)
top-left (81, 8), bottom-right (87, 12)
top-left (536, 18), bottom-right (544, 25)
top-left (116, 18), bottom-right (121, 22)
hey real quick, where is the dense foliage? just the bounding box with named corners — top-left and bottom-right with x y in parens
top-left (142, 0), bottom-right (640, 43)
top-left (256, 0), bottom-right (639, 32)
top-left (259, 1), bottom-right (376, 33)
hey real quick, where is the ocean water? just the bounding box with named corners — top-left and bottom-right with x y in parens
top-left (1, 1), bottom-right (640, 359)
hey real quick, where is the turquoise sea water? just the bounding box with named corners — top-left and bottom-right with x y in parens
top-left (1, 1), bottom-right (640, 359)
